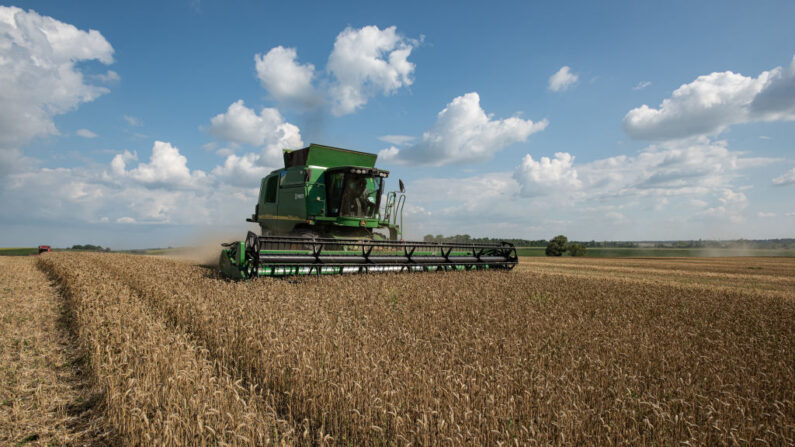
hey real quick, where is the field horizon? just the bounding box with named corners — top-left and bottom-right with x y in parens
top-left (4, 244), bottom-right (795, 258)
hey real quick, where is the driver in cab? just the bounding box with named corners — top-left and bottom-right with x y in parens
top-left (342, 176), bottom-right (376, 217)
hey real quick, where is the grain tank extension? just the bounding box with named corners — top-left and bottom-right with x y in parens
top-left (219, 143), bottom-right (518, 278)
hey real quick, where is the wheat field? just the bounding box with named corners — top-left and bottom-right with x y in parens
top-left (1, 253), bottom-right (793, 446)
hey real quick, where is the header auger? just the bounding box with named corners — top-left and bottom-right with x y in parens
top-left (219, 143), bottom-right (518, 278)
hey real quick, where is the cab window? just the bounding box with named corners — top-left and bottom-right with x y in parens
top-left (265, 176), bottom-right (278, 203)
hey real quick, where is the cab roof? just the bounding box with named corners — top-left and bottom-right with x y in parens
top-left (283, 143), bottom-right (377, 169)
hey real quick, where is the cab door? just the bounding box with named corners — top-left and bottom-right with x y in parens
top-left (259, 174), bottom-right (278, 218)
top-left (277, 168), bottom-right (307, 220)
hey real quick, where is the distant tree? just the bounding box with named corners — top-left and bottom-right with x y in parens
top-left (71, 244), bottom-right (104, 251)
top-left (423, 234), bottom-right (434, 242)
top-left (545, 235), bottom-right (568, 256)
top-left (568, 243), bottom-right (586, 257)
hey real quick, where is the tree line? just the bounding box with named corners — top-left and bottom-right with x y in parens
top-left (423, 234), bottom-right (549, 246)
top-left (422, 234), bottom-right (647, 248)
top-left (422, 234), bottom-right (587, 256)
top-left (70, 244), bottom-right (110, 252)
top-left (423, 235), bottom-right (795, 250)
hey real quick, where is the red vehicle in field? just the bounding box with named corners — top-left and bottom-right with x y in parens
top-left (37, 245), bottom-right (51, 254)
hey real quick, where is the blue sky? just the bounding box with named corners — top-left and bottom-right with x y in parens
top-left (1, 0), bottom-right (794, 248)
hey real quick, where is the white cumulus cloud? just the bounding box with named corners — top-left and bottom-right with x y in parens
top-left (95, 70), bottom-right (120, 83)
top-left (511, 138), bottom-right (774, 203)
top-left (211, 152), bottom-right (271, 188)
top-left (254, 46), bottom-right (322, 110)
top-left (0, 9), bottom-right (273, 231)
top-left (123, 115), bottom-right (142, 127)
top-left (1, 138), bottom-right (270, 228)
top-left (623, 55), bottom-right (795, 140)
top-left (327, 25), bottom-right (416, 116)
top-left (207, 99), bottom-right (303, 166)
top-left (514, 152), bottom-right (582, 197)
top-left (252, 25), bottom-right (417, 117)
top-left (411, 173), bottom-right (518, 210)
top-left (697, 188), bottom-right (748, 223)
top-left (108, 141), bottom-right (207, 190)
top-left (76, 128), bottom-right (97, 138)
top-left (772, 167), bottom-right (795, 186)
top-left (379, 92), bottom-right (548, 166)
top-left (378, 134), bottom-right (415, 146)
top-left (406, 139), bottom-right (772, 239)
top-left (0, 6), bottom-right (114, 151)
top-left (548, 66), bottom-right (578, 92)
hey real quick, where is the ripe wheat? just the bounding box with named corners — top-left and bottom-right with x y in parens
top-left (66, 252), bottom-right (795, 446)
top-left (38, 254), bottom-right (294, 446)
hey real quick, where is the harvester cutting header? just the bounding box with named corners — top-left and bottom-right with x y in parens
top-left (219, 143), bottom-right (518, 278)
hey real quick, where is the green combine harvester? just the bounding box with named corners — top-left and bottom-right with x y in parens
top-left (219, 144), bottom-right (518, 278)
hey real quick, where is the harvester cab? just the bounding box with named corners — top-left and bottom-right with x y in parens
top-left (246, 144), bottom-right (404, 241)
top-left (220, 143), bottom-right (518, 278)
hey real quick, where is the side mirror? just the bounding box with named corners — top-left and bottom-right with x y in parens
top-left (399, 179), bottom-right (405, 193)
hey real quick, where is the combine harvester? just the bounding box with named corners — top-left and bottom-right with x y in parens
top-left (219, 144), bottom-right (518, 278)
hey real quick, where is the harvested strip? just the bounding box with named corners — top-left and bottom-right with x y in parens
top-left (38, 254), bottom-right (294, 446)
top-left (519, 257), bottom-right (795, 296)
top-left (0, 257), bottom-right (110, 445)
top-left (91, 252), bottom-right (795, 446)
top-left (520, 265), bottom-right (794, 298)
top-left (522, 256), bottom-right (795, 278)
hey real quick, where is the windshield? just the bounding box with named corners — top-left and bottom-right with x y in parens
top-left (326, 172), bottom-right (382, 218)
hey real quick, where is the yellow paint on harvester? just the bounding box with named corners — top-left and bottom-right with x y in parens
top-left (257, 215), bottom-right (305, 221)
